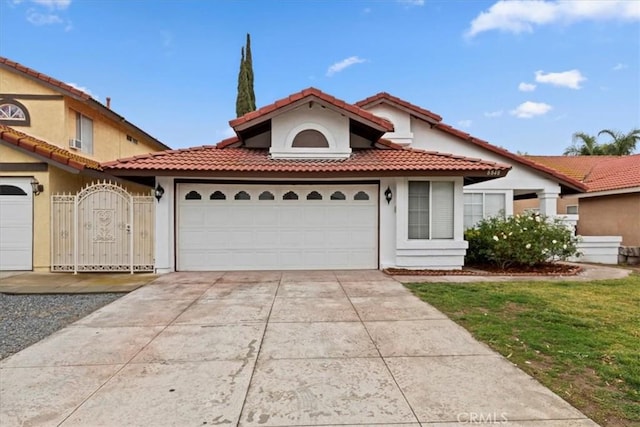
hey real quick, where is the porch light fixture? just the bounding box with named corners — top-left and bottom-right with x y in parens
top-left (154, 183), bottom-right (165, 202)
top-left (30, 178), bottom-right (43, 196)
top-left (384, 186), bottom-right (392, 204)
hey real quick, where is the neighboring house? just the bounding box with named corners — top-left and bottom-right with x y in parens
top-left (104, 88), bottom-right (512, 272)
top-left (0, 57), bottom-right (170, 271)
top-left (517, 155), bottom-right (640, 246)
top-left (354, 93), bottom-right (587, 229)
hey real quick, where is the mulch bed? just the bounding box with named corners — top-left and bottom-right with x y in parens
top-left (384, 263), bottom-right (583, 277)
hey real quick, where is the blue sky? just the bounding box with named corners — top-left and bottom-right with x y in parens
top-left (1, 0), bottom-right (638, 154)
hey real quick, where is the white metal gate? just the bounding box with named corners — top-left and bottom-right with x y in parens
top-left (51, 181), bottom-right (154, 273)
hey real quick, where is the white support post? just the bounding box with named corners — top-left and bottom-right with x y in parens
top-left (537, 191), bottom-right (559, 218)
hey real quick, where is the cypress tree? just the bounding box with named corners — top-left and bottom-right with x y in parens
top-left (235, 35), bottom-right (256, 117)
top-left (235, 47), bottom-right (251, 117)
top-left (245, 33), bottom-right (256, 111)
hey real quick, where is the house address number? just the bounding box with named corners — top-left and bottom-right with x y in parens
top-left (486, 170), bottom-right (502, 176)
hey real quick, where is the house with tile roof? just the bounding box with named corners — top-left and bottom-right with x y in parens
top-left (0, 57), bottom-right (170, 271)
top-left (106, 87), bottom-right (525, 272)
top-left (517, 155), bottom-right (640, 247)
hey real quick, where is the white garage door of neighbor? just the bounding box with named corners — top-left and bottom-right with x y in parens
top-left (177, 183), bottom-right (378, 271)
top-left (0, 178), bottom-right (33, 271)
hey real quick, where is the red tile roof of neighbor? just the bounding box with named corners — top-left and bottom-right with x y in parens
top-left (526, 155), bottom-right (640, 193)
top-left (0, 56), bottom-right (171, 151)
top-left (0, 125), bottom-right (102, 171)
top-left (229, 87), bottom-right (395, 132)
top-left (102, 138), bottom-right (511, 177)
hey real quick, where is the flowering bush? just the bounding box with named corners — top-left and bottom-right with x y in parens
top-left (465, 213), bottom-right (580, 268)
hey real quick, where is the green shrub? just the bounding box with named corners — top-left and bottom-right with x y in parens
top-left (465, 213), bottom-right (580, 268)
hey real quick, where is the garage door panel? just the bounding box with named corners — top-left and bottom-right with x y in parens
top-left (177, 184), bottom-right (377, 271)
top-left (0, 179), bottom-right (33, 271)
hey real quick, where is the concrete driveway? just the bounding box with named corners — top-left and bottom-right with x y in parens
top-left (1, 270), bottom-right (597, 426)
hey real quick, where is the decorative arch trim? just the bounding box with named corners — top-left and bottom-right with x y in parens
top-left (0, 98), bottom-right (31, 126)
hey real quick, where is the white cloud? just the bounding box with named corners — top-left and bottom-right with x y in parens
top-left (217, 127), bottom-right (236, 139)
top-left (484, 110), bottom-right (503, 118)
top-left (326, 56), bottom-right (366, 77)
top-left (26, 9), bottom-right (62, 25)
top-left (457, 119), bottom-right (472, 128)
top-left (510, 101), bottom-right (552, 118)
top-left (66, 82), bottom-right (93, 96)
top-left (398, 0), bottom-right (425, 6)
top-left (518, 82), bottom-right (536, 92)
top-left (612, 63), bottom-right (627, 71)
top-left (535, 69), bottom-right (586, 89)
top-left (32, 0), bottom-right (71, 9)
top-left (466, 0), bottom-right (640, 37)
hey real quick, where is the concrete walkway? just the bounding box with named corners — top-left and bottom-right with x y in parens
top-left (0, 270), bottom-right (598, 426)
top-left (0, 272), bottom-right (157, 293)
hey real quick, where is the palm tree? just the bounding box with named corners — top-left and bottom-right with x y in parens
top-left (597, 128), bottom-right (640, 155)
top-left (563, 132), bottom-right (604, 155)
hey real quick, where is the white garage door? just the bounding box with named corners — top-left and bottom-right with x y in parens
top-left (177, 183), bottom-right (378, 271)
top-left (0, 178), bottom-right (33, 271)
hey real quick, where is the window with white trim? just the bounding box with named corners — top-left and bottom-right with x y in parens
top-left (463, 192), bottom-right (505, 229)
top-left (566, 205), bottom-right (578, 215)
top-left (408, 181), bottom-right (454, 240)
top-left (75, 112), bottom-right (94, 154)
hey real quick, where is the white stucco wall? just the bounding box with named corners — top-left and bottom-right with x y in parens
top-left (154, 175), bottom-right (468, 272)
top-left (365, 104), bottom-right (413, 145)
top-left (270, 103), bottom-right (351, 159)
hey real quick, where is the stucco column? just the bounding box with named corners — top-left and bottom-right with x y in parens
top-left (537, 191), bottom-right (559, 217)
top-left (154, 177), bottom-right (174, 274)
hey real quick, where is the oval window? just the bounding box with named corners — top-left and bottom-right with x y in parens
top-left (185, 191), bottom-right (202, 200)
top-left (292, 129), bottom-right (329, 148)
top-left (330, 191), bottom-right (346, 200)
top-left (306, 191), bottom-right (322, 200)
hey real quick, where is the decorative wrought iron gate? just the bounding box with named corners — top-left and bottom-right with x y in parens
top-left (51, 181), bottom-right (154, 273)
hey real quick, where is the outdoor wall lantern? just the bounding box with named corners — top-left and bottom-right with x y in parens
top-left (384, 186), bottom-right (393, 204)
top-left (30, 178), bottom-right (44, 196)
top-left (154, 183), bottom-right (165, 202)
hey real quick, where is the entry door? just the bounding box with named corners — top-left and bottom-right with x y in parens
top-left (0, 178), bottom-right (33, 270)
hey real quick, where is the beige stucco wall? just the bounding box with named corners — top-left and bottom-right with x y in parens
top-left (514, 196), bottom-right (579, 215)
top-left (577, 193), bottom-right (640, 246)
top-left (0, 69), bottom-right (67, 144)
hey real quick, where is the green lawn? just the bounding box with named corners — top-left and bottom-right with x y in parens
top-left (405, 274), bottom-right (640, 427)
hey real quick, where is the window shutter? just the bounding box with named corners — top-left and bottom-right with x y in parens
top-left (432, 182), bottom-right (454, 239)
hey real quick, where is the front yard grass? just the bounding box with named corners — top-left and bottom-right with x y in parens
top-left (405, 274), bottom-right (640, 427)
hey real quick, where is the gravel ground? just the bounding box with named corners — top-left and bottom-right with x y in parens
top-left (0, 293), bottom-right (124, 360)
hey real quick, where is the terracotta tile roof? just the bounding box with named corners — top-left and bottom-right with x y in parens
top-left (0, 56), bottom-right (170, 151)
top-left (526, 155), bottom-right (640, 193)
top-left (356, 92), bottom-right (587, 191)
top-left (0, 56), bottom-right (92, 100)
top-left (229, 87), bottom-right (394, 132)
top-left (102, 143), bottom-right (511, 177)
top-left (355, 92), bottom-right (443, 123)
top-left (0, 124), bottom-right (102, 171)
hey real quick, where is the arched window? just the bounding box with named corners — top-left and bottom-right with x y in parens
top-left (354, 191), bottom-right (370, 201)
top-left (210, 191), bottom-right (226, 200)
top-left (0, 100), bottom-right (30, 126)
top-left (292, 129), bottom-right (329, 148)
top-left (330, 191), bottom-right (346, 200)
top-left (0, 185), bottom-right (27, 196)
top-left (306, 191), bottom-right (322, 200)
top-left (283, 191), bottom-right (298, 200)
top-left (234, 191), bottom-right (251, 200)
top-left (185, 191), bottom-right (202, 200)
top-left (259, 191), bottom-right (275, 200)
